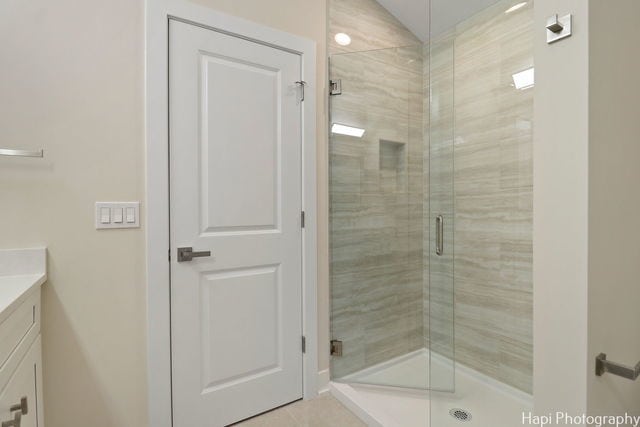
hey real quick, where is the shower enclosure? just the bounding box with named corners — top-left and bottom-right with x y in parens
top-left (329, 0), bottom-right (534, 425)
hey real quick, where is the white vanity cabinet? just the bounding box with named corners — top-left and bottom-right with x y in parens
top-left (0, 249), bottom-right (46, 427)
top-left (0, 338), bottom-right (42, 427)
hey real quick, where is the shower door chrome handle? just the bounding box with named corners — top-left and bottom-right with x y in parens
top-left (435, 215), bottom-right (444, 256)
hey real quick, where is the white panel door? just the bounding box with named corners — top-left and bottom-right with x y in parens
top-left (169, 19), bottom-right (303, 427)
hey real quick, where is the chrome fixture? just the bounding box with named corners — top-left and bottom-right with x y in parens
top-left (330, 340), bottom-right (343, 357)
top-left (546, 14), bottom-right (572, 44)
top-left (329, 79), bottom-right (342, 96)
top-left (10, 397), bottom-right (28, 416)
top-left (177, 247), bottom-right (212, 262)
top-left (596, 353), bottom-right (640, 380)
top-left (295, 80), bottom-right (307, 102)
top-left (435, 215), bottom-right (444, 256)
top-left (0, 148), bottom-right (43, 158)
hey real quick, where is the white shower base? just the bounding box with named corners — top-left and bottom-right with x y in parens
top-left (330, 349), bottom-right (532, 427)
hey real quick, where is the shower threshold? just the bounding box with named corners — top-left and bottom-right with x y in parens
top-left (330, 349), bottom-right (532, 427)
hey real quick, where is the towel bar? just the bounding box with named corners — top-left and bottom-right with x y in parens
top-left (0, 148), bottom-right (44, 158)
top-left (596, 353), bottom-right (640, 380)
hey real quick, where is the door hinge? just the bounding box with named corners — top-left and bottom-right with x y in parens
top-left (330, 340), bottom-right (343, 357)
top-left (295, 80), bottom-right (307, 102)
top-left (330, 79), bottom-right (342, 96)
top-left (168, 249), bottom-right (171, 262)
top-left (301, 211), bottom-right (305, 228)
top-left (302, 336), bottom-right (306, 354)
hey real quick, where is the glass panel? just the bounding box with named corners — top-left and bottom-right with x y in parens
top-left (427, 21), bottom-right (455, 393)
top-left (329, 45), bottom-right (428, 390)
top-left (429, 0), bottom-right (535, 425)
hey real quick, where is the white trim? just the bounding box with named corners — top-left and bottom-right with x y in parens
top-left (331, 350), bottom-right (533, 427)
top-left (330, 382), bottom-right (388, 427)
top-left (448, 355), bottom-right (533, 407)
top-left (333, 348), bottom-right (533, 407)
top-left (317, 369), bottom-right (330, 394)
top-left (145, 2), bottom-right (318, 426)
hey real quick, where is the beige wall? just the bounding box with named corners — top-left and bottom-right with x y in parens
top-left (535, 0), bottom-right (640, 419)
top-left (0, 0), bottom-right (147, 426)
top-left (587, 0), bottom-right (640, 418)
top-left (533, 0), bottom-right (590, 416)
top-left (1, 1), bottom-right (327, 426)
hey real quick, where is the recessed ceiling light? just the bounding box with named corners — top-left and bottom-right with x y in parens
top-left (505, 2), bottom-right (527, 13)
top-left (332, 123), bottom-right (365, 138)
top-left (334, 33), bottom-right (352, 46)
top-left (512, 67), bottom-right (535, 90)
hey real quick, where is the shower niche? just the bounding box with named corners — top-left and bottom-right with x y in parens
top-left (379, 139), bottom-right (407, 193)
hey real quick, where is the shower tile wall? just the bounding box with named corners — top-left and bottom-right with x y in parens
top-left (430, 1), bottom-right (534, 393)
top-left (329, 0), bottom-right (533, 394)
top-left (329, 0), bottom-right (425, 379)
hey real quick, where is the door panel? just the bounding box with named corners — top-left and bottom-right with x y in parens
top-left (169, 19), bottom-right (303, 427)
top-left (200, 53), bottom-right (280, 233)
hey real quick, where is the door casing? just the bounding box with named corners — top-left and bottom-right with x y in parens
top-left (145, 3), bottom-right (318, 426)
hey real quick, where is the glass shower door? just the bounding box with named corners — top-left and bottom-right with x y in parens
top-left (429, 0), bottom-right (535, 425)
top-left (427, 26), bottom-right (456, 394)
top-left (329, 45), bottom-right (429, 391)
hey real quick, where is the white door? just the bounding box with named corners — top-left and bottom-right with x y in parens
top-left (169, 19), bottom-right (303, 426)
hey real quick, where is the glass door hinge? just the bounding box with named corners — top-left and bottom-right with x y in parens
top-left (330, 340), bottom-right (343, 357)
top-left (330, 79), bottom-right (342, 96)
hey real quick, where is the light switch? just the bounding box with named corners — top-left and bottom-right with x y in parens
top-left (100, 207), bottom-right (111, 224)
top-left (96, 202), bottom-right (140, 229)
top-left (113, 207), bottom-right (123, 223)
top-left (126, 207), bottom-right (136, 223)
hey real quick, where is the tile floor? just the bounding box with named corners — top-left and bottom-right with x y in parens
top-left (234, 393), bottom-right (366, 427)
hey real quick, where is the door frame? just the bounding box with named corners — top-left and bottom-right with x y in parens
top-left (145, 2), bottom-right (318, 426)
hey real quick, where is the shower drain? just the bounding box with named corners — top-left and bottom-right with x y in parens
top-left (449, 408), bottom-right (472, 422)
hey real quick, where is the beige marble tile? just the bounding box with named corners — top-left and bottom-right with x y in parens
top-left (329, 0), bottom-right (421, 54)
top-left (329, 5), bottom-right (426, 381)
top-left (329, 0), bottom-right (534, 395)
top-left (434, 0), bottom-right (534, 394)
top-left (234, 395), bottom-right (365, 427)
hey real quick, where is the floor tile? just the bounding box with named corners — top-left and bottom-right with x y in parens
top-left (234, 406), bottom-right (299, 427)
top-left (234, 394), bottom-right (366, 427)
top-left (285, 394), bottom-right (367, 427)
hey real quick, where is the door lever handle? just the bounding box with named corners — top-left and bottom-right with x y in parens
top-left (9, 397), bottom-right (27, 415)
top-left (2, 412), bottom-right (21, 427)
top-left (177, 247), bottom-right (212, 262)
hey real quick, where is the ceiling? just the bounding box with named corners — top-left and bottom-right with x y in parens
top-left (376, 0), bottom-right (508, 41)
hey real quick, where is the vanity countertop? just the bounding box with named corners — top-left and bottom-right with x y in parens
top-left (0, 248), bottom-right (46, 321)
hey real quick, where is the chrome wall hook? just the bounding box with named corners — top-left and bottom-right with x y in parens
top-left (546, 13), bottom-right (572, 44)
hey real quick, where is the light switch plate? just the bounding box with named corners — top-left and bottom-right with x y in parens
top-left (95, 202), bottom-right (140, 229)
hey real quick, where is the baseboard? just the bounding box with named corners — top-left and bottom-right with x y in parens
top-left (317, 369), bottom-right (330, 394)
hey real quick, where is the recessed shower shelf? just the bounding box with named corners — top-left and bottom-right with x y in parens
top-left (379, 138), bottom-right (406, 146)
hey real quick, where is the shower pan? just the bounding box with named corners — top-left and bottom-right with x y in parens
top-left (328, 0), bottom-right (534, 425)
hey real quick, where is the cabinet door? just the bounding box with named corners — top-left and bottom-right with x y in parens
top-left (0, 337), bottom-right (42, 427)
